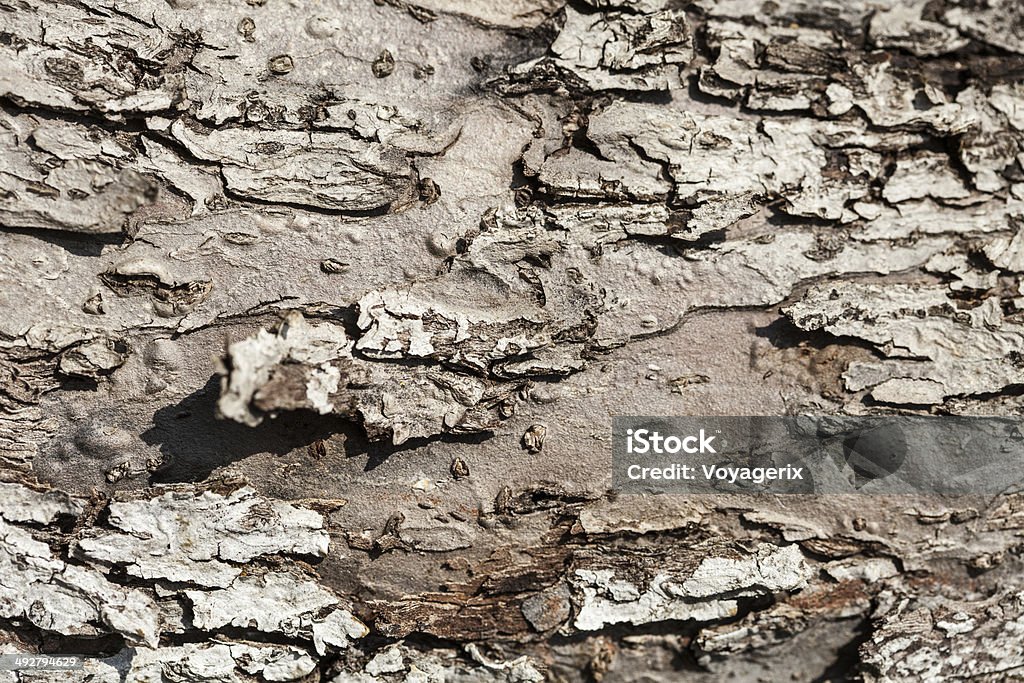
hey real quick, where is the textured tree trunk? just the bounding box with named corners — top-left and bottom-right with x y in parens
top-left (3, 0), bottom-right (1024, 680)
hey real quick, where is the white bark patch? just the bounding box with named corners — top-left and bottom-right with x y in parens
top-left (785, 283), bottom-right (1024, 405)
top-left (73, 642), bottom-right (319, 682)
top-left (538, 6), bottom-right (692, 91)
top-left (0, 483), bottom-right (83, 524)
top-left (863, 590), bottom-right (1024, 682)
top-left (572, 544), bottom-right (809, 630)
top-left (0, 517), bottom-right (159, 647)
top-left (170, 122), bottom-right (414, 213)
top-left (682, 544), bottom-right (809, 598)
top-left (306, 363), bottom-right (341, 415)
top-left (186, 572), bottom-right (366, 654)
top-left (75, 487), bottom-right (329, 587)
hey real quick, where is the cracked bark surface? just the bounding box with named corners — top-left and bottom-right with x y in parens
top-left (3, 0), bottom-right (1024, 681)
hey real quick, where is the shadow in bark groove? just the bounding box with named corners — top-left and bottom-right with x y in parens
top-left (1, 225), bottom-right (125, 256)
top-left (142, 375), bottom-right (356, 484)
top-left (755, 316), bottom-right (884, 354)
top-left (812, 617), bottom-right (872, 683)
top-left (142, 375), bottom-right (499, 482)
top-left (0, 615), bottom-right (126, 657)
top-left (353, 430), bottom-right (496, 472)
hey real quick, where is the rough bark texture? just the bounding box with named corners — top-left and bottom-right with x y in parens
top-left (2, 0), bottom-right (1024, 681)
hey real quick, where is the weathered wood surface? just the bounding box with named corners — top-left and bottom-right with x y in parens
top-left (2, 0), bottom-right (1024, 680)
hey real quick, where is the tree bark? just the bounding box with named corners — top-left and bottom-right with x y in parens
top-left (2, 0), bottom-right (1024, 680)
